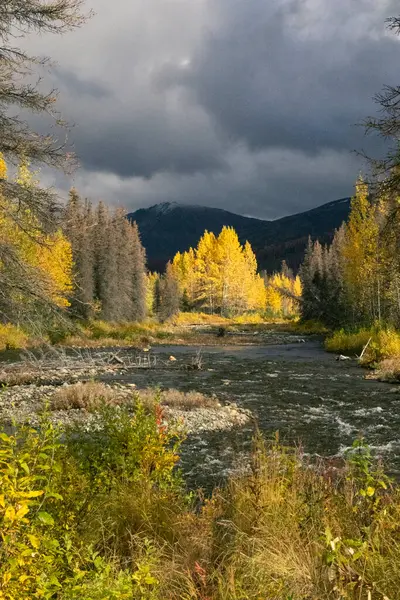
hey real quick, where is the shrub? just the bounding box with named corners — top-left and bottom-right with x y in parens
top-left (0, 400), bottom-right (186, 599)
top-left (64, 401), bottom-right (183, 491)
top-left (0, 323), bottom-right (29, 351)
top-left (51, 381), bottom-right (123, 411)
top-left (292, 319), bottom-right (329, 334)
top-left (325, 326), bottom-right (400, 362)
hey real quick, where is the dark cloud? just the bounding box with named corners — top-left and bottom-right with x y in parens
top-left (24, 0), bottom-right (400, 218)
top-left (53, 67), bottom-right (111, 99)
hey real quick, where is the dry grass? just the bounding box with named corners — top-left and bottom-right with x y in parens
top-left (367, 357), bottom-right (400, 382)
top-left (83, 434), bottom-right (400, 600)
top-left (51, 381), bottom-right (125, 411)
top-left (51, 382), bottom-right (220, 412)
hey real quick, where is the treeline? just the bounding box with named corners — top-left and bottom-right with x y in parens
top-left (171, 227), bottom-right (267, 315)
top-left (300, 176), bottom-right (400, 328)
top-left (64, 189), bottom-right (147, 322)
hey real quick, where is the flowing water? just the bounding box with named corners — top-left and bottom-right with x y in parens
top-left (100, 336), bottom-right (400, 489)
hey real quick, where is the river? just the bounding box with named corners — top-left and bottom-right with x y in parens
top-left (101, 336), bottom-right (400, 488)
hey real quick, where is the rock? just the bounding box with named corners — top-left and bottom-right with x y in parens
top-left (169, 356), bottom-right (177, 362)
top-left (336, 355), bottom-right (351, 361)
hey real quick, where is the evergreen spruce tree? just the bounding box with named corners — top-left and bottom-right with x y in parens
top-left (129, 222), bottom-right (147, 322)
top-left (63, 189), bottom-right (94, 319)
top-left (93, 202), bottom-right (110, 318)
top-left (158, 262), bottom-right (180, 322)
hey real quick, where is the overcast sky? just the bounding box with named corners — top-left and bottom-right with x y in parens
top-left (25, 0), bottom-right (400, 219)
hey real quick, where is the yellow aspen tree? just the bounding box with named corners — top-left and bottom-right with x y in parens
top-left (243, 242), bottom-right (266, 311)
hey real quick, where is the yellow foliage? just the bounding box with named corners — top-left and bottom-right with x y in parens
top-left (325, 327), bottom-right (400, 363)
top-left (341, 176), bottom-right (382, 316)
top-left (0, 153), bottom-right (7, 180)
top-left (265, 273), bottom-right (302, 317)
top-left (0, 159), bottom-right (73, 309)
top-left (0, 324), bottom-right (29, 351)
top-left (172, 227), bottom-right (266, 314)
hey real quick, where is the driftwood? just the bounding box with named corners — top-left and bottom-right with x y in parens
top-left (358, 337), bottom-right (372, 361)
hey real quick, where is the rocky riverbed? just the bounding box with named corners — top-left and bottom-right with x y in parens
top-left (0, 380), bottom-right (252, 434)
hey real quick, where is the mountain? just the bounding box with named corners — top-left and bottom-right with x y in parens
top-left (128, 198), bottom-right (351, 273)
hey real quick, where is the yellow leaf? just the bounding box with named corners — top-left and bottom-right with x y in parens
top-left (0, 495), bottom-right (5, 508)
top-left (2, 572), bottom-right (11, 586)
top-left (20, 490), bottom-right (44, 499)
top-left (27, 534), bottom-right (40, 549)
top-left (4, 506), bottom-right (15, 521)
top-left (15, 505), bottom-right (29, 520)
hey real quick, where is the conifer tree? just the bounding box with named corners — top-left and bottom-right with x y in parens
top-left (129, 222), bottom-right (147, 322)
top-left (63, 189), bottom-right (94, 319)
top-left (158, 262), bottom-right (180, 322)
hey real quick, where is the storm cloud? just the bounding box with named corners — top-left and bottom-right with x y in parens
top-left (24, 0), bottom-right (400, 218)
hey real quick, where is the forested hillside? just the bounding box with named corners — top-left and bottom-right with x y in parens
top-left (129, 198), bottom-right (351, 273)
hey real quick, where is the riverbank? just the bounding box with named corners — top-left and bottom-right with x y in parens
top-left (1, 404), bottom-right (399, 600)
top-left (0, 314), bottom-right (323, 353)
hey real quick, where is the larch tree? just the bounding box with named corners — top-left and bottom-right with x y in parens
top-left (171, 226), bottom-right (266, 315)
top-left (0, 156), bottom-right (73, 323)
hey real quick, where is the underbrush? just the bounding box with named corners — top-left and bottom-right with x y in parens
top-left (289, 319), bottom-right (329, 335)
top-left (325, 326), bottom-right (400, 363)
top-left (0, 395), bottom-right (399, 599)
top-left (0, 323), bottom-right (29, 351)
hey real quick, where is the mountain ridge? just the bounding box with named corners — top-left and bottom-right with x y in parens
top-left (128, 198), bottom-right (351, 273)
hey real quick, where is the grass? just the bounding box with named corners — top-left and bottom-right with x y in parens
top-left (366, 357), bottom-right (400, 382)
top-left (139, 388), bottom-right (220, 410)
top-left (1, 402), bottom-right (399, 600)
top-left (288, 319), bottom-right (329, 335)
top-left (51, 382), bottom-right (220, 412)
top-left (51, 381), bottom-right (125, 411)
